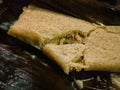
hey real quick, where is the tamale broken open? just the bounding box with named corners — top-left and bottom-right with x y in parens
top-left (8, 5), bottom-right (120, 74)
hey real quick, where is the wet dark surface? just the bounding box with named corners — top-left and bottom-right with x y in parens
top-left (0, 0), bottom-right (120, 90)
top-left (0, 32), bottom-right (74, 90)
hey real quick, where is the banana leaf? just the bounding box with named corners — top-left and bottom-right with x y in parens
top-left (33, 0), bottom-right (120, 25)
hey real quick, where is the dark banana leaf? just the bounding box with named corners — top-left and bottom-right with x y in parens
top-left (0, 0), bottom-right (120, 90)
top-left (0, 0), bottom-right (31, 31)
top-left (34, 0), bottom-right (120, 25)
